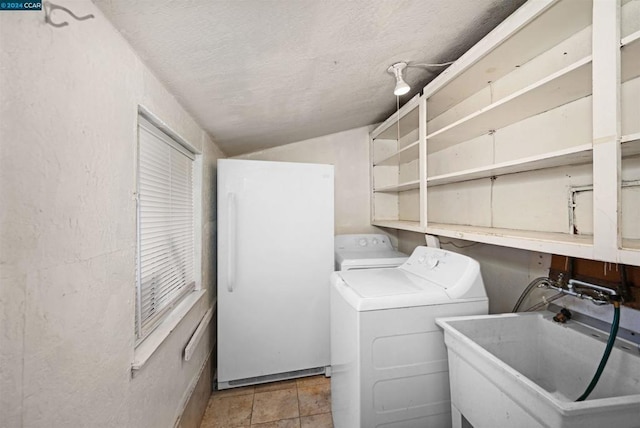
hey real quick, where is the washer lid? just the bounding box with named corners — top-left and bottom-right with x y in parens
top-left (332, 269), bottom-right (452, 311)
top-left (335, 249), bottom-right (408, 267)
top-left (338, 257), bottom-right (407, 270)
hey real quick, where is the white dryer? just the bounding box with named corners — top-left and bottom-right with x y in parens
top-left (334, 234), bottom-right (408, 271)
top-left (330, 246), bottom-right (488, 428)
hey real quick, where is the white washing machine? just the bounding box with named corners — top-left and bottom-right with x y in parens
top-left (335, 234), bottom-right (408, 271)
top-left (330, 246), bottom-right (488, 428)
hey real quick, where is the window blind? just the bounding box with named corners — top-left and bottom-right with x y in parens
top-left (136, 117), bottom-right (195, 342)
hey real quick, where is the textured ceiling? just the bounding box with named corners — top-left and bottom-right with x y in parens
top-left (94, 0), bottom-right (526, 156)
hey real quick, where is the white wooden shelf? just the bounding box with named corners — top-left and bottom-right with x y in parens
top-left (370, 97), bottom-right (426, 233)
top-left (426, 223), bottom-right (594, 259)
top-left (622, 132), bottom-right (640, 144)
top-left (622, 137), bottom-right (640, 158)
top-left (619, 244), bottom-right (640, 265)
top-left (425, 0), bottom-right (592, 120)
top-left (374, 180), bottom-right (420, 193)
top-left (372, 95), bottom-right (421, 140)
top-left (622, 239), bottom-right (640, 251)
top-left (621, 29), bottom-right (640, 48)
top-left (621, 29), bottom-right (640, 82)
top-left (372, 220), bottom-right (425, 233)
top-left (426, 57), bottom-right (593, 153)
top-left (370, 1), bottom-right (638, 266)
top-left (374, 140), bottom-right (420, 166)
top-left (427, 144), bottom-right (593, 187)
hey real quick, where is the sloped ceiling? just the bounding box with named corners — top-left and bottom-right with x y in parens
top-left (94, 0), bottom-right (526, 156)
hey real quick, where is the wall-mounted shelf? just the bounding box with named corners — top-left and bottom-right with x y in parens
top-left (374, 180), bottom-right (420, 193)
top-left (622, 239), bottom-right (640, 251)
top-left (426, 223), bottom-right (594, 259)
top-left (619, 244), bottom-right (640, 266)
top-left (620, 137), bottom-right (640, 264)
top-left (426, 57), bottom-right (592, 153)
top-left (370, 0), bottom-right (639, 265)
top-left (370, 95), bottom-right (426, 232)
top-left (620, 132), bottom-right (640, 146)
top-left (427, 144), bottom-right (593, 187)
top-left (373, 220), bottom-right (425, 233)
top-left (425, 0), bottom-right (592, 120)
top-left (372, 95), bottom-right (421, 140)
top-left (622, 137), bottom-right (640, 158)
top-left (621, 29), bottom-right (640, 82)
top-left (374, 140), bottom-right (420, 166)
top-left (619, 250), bottom-right (640, 265)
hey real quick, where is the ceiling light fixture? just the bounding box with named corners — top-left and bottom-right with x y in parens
top-left (387, 62), bottom-right (410, 96)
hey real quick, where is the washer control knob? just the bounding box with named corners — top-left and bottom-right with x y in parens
top-left (426, 256), bottom-right (440, 269)
top-left (372, 238), bottom-right (379, 245)
top-left (418, 255), bottom-right (427, 264)
top-left (358, 238), bottom-right (368, 247)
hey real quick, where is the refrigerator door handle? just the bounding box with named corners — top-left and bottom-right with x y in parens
top-left (227, 192), bottom-right (237, 293)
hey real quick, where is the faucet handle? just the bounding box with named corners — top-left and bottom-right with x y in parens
top-left (553, 308), bottom-right (572, 323)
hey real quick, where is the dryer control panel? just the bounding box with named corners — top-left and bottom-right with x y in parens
top-left (335, 234), bottom-right (393, 251)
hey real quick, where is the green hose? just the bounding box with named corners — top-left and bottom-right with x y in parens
top-left (576, 302), bottom-right (621, 402)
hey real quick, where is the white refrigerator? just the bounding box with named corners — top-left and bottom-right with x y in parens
top-left (217, 159), bottom-right (334, 389)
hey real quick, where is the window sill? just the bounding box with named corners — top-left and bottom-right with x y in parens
top-left (132, 289), bottom-right (207, 372)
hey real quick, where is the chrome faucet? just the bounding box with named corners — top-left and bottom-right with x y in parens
top-left (545, 278), bottom-right (620, 306)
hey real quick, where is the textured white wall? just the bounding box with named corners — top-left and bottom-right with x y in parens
top-left (0, 1), bottom-right (224, 427)
top-left (234, 126), bottom-right (396, 241)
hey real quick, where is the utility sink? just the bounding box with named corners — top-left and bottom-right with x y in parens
top-left (436, 312), bottom-right (640, 428)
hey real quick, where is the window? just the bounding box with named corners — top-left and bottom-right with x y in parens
top-left (136, 115), bottom-right (196, 343)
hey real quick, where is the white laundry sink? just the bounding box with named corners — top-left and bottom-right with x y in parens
top-left (436, 312), bottom-right (640, 428)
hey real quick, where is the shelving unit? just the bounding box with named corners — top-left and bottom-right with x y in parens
top-left (426, 223), bottom-right (594, 259)
top-left (374, 180), bottom-right (420, 193)
top-left (622, 133), bottom-right (640, 145)
top-left (621, 30), bottom-right (640, 82)
top-left (620, 137), bottom-right (640, 258)
top-left (374, 140), bottom-right (420, 166)
top-left (622, 137), bottom-right (640, 157)
top-left (374, 103), bottom-right (420, 140)
top-left (427, 144), bottom-right (593, 187)
top-left (371, 220), bottom-right (427, 233)
top-left (426, 57), bottom-right (592, 152)
top-left (620, 15), bottom-right (640, 261)
top-left (370, 95), bottom-right (426, 232)
top-left (425, 0), bottom-right (592, 122)
top-left (422, 0), bottom-right (597, 257)
top-left (369, 0), bottom-right (639, 265)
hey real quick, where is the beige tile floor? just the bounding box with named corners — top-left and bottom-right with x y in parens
top-left (200, 376), bottom-right (333, 428)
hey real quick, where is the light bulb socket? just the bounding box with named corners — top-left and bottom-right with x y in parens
top-left (387, 62), bottom-right (410, 96)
